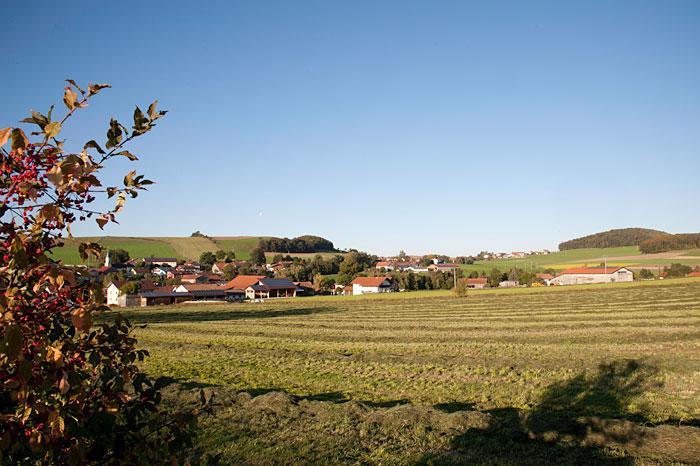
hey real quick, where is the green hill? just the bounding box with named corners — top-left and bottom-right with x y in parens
top-left (462, 245), bottom-right (700, 275)
top-left (558, 228), bottom-right (667, 251)
top-left (49, 235), bottom-right (338, 264)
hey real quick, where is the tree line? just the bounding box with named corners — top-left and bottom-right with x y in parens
top-left (258, 235), bottom-right (335, 253)
top-left (558, 228), bottom-right (667, 250)
top-left (639, 233), bottom-right (700, 254)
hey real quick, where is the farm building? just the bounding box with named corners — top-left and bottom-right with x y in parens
top-left (294, 281), bottom-right (315, 296)
top-left (246, 278), bottom-right (298, 299)
top-left (464, 278), bottom-right (488, 289)
top-left (180, 273), bottom-right (224, 284)
top-left (550, 267), bottom-right (634, 286)
top-left (351, 276), bottom-right (394, 295)
top-left (105, 279), bottom-right (156, 306)
top-left (427, 263), bottom-right (459, 273)
top-left (499, 280), bottom-right (519, 288)
top-left (143, 257), bottom-right (178, 268)
top-left (139, 291), bottom-right (192, 306)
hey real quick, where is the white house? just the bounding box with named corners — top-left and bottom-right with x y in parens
top-left (351, 276), bottom-right (394, 295)
top-left (105, 280), bottom-right (126, 306)
top-left (550, 267), bottom-right (634, 286)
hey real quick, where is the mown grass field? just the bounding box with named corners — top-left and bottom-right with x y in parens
top-left (118, 279), bottom-right (700, 464)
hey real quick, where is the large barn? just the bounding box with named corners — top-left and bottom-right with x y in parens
top-left (550, 266), bottom-right (633, 286)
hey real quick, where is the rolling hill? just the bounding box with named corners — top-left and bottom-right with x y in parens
top-left (49, 235), bottom-right (340, 264)
top-left (558, 228), bottom-right (667, 251)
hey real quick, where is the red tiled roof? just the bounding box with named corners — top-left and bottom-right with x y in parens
top-left (375, 261), bottom-right (391, 267)
top-left (465, 278), bottom-right (487, 285)
top-left (295, 281), bottom-right (314, 288)
top-left (688, 271), bottom-right (700, 277)
top-left (222, 275), bottom-right (266, 291)
top-left (558, 267), bottom-right (625, 275)
top-left (351, 276), bottom-right (390, 287)
top-left (178, 284), bottom-right (224, 292)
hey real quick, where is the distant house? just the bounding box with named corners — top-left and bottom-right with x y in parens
top-left (143, 257), bottom-right (178, 268)
top-left (427, 263), bottom-right (459, 273)
top-left (464, 277), bottom-right (488, 289)
top-left (212, 262), bottom-right (229, 274)
top-left (173, 283), bottom-right (230, 301)
top-left (294, 281), bottom-right (315, 296)
top-left (499, 280), bottom-right (519, 288)
top-left (150, 266), bottom-right (171, 277)
top-left (105, 279), bottom-right (156, 306)
top-left (549, 267), bottom-right (634, 286)
top-left (375, 261), bottom-right (393, 270)
top-left (246, 278), bottom-right (298, 299)
top-left (139, 291), bottom-right (192, 306)
top-left (687, 271), bottom-right (700, 278)
top-left (351, 276), bottom-right (394, 295)
top-left (222, 275), bottom-right (267, 298)
top-left (375, 261), bottom-right (426, 272)
top-left (181, 273), bottom-right (224, 284)
top-left (535, 273), bottom-right (554, 285)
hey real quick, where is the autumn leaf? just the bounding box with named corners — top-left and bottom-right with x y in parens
top-left (44, 121), bottom-right (62, 139)
top-left (3, 324), bottom-right (23, 360)
top-left (59, 371), bottom-right (71, 394)
top-left (95, 215), bottom-right (109, 229)
top-left (0, 127), bottom-right (10, 147)
top-left (11, 128), bottom-right (29, 153)
top-left (71, 309), bottom-right (93, 332)
top-left (63, 87), bottom-right (78, 111)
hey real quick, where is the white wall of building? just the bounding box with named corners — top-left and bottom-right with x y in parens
top-left (106, 283), bottom-right (121, 306)
top-left (551, 268), bottom-right (633, 286)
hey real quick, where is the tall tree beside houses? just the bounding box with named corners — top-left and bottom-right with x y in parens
top-left (0, 81), bottom-right (202, 463)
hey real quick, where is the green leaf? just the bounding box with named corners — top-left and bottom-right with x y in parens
top-left (44, 121), bottom-right (62, 139)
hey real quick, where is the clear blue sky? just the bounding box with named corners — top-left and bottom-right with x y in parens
top-left (4, 0), bottom-right (699, 255)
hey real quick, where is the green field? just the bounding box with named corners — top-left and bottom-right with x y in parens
top-left (212, 236), bottom-right (267, 261)
top-left (464, 246), bottom-right (700, 274)
top-left (50, 236), bottom-right (264, 264)
top-left (119, 279), bottom-right (700, 464)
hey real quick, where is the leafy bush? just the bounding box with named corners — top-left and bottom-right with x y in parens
top-left (0, 81), bottom-right (203, 464)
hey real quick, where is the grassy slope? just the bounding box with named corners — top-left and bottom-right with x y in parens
top-left (212, 236), bottom-right (266, 261)
top-left (120, 278), bottom-right (700, 464)
top-left (463, 246), bottom-right (700, 274)
top-left (49, 237), bottom-right (181, 265)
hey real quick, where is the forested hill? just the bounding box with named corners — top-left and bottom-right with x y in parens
top-left (558, 228), bottom-right (667, 251)
top-left (258, 235), bottom-right (336, 253)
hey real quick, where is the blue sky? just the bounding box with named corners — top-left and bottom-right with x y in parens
top-left (4, 0), bottom-right (699, 255)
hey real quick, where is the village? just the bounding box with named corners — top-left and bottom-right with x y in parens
top-left (92, 249), bottom-right (700, 308)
